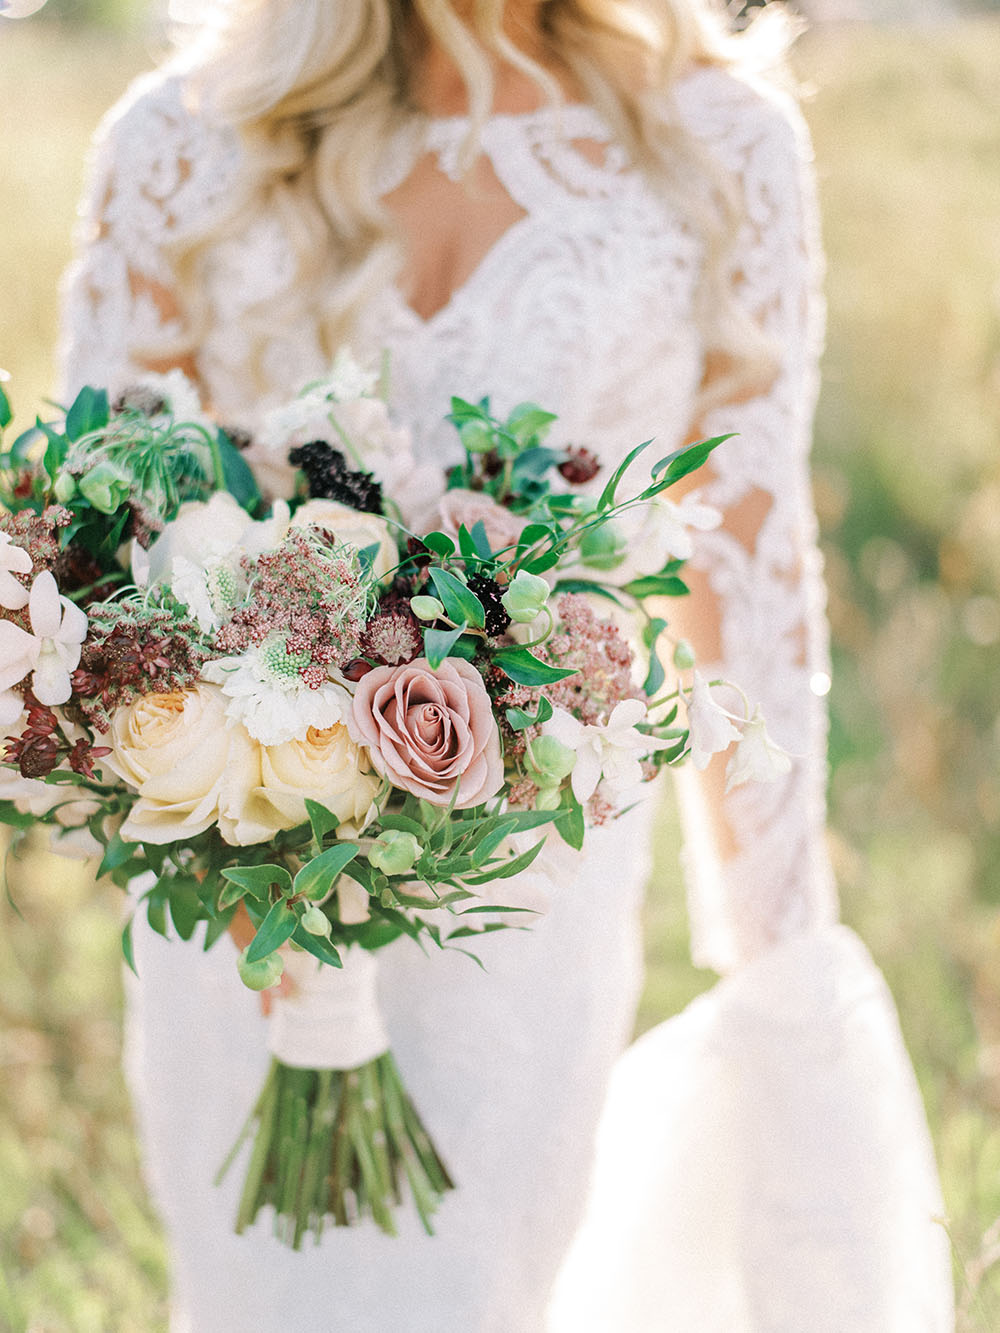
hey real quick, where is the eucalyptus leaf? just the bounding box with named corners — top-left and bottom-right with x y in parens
top-left (220, 863), bottom-right (292, 900)
top-left (459, 837), bottom-right (545, 885)
top-left (65, 385), bottom-right (109, 441)
top-left (424, 622), bottom-right (467, 669)
top-left (305, 797), bottom-right (340, 845)
top-left (493, 646), bottom-right (576, 686)
top-left (246, 898), bottom-right (298, 963)
top-left (422, 530), bottom-right (456, 559)
top-left (552, 578), bottom-right (626, 607)
top-left (290, 923), bottom-right (343, 968)
top-left (292, 842), bottom-right (360, 900)
top-left (623, 573), bottom-right (690, 599)
top-left (651, 433), bottom-right (731, 484)
top-left (121, 917), bottom-right (138, 977)
top-left (168, 877), bottom-right (203, 942)
top-left (596, 439), bottom-right (651, 512)
top-left (429, 567), bottom-right (486, 630)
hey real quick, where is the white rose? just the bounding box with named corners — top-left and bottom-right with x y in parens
top-left (242, 723), bottom-right (380, 839)
top-left (104, 683), bottom-right (266, 845)
top-left (292, 499), bottom-right (398, 583)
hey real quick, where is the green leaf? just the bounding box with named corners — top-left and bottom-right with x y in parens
top-left (623, 573), bottom-right (690, 599)
top-left (642, 617), bottom-right (669, 696)
top-left (552, 578), bottom-right (626, 607)
top-left (290, 923), bottom-right (343, 968)
top-left (0, 384), bottom-right (11, 430)
top-left (493, 646), bottom-right (577, 686)
top-left (468, 520), bottom-right (493, 559)
top-left (460, 836), bottom-right (546, 886)
top-left (65, 385), bottom-right (109, 441)
top-left (377, 812), bottom-right (427, 838)
top-left (145, 886), bottom-right (168, 938)
top-left (305, 797), bottom-right (341, 845)
top-left (0, 803), bottom-right (36, 830)
top-left (168, 877), bottom-right (203, 942)
top-left (504, 695), bottom-right (554, 731)
top-left (422, 530), bottom-right (456, 559)
top-left (202, 908), bottom-right (236, 951)
top-left (121, 917), bottom-right (138, 977)
top-left (429, 567), bottom-right (486, 630)
top-left (424, 622), bottom-right (467, 669)
top-left (97, 831), bottom-right (136, 880)
top-left (596, 440), bottom-right (651, 512)
top-left (292, 843), bottom-right (360, 901)
top-left (216, 430), bottom-right (262, 511)
top-left (219, 863), bottom-right (292, 902)
top-left (245, 898), bottom-right (298, 963)
top-left (506, 402), bottom-right (557, 442)
top-left (522, 550), bottom-right (560, 576)
top-left (510, 446), bottom-right (560, 481)
top-left (555, 793), bottom-right (585, 851)
top-left (651, 434), bottom-right (732, 485)
top-left (448, 396), bottom-right (491, 425)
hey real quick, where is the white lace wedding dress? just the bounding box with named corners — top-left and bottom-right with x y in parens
top-left (59, 55), bottom-right (954, 1333)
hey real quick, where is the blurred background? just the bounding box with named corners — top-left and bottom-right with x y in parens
top-left (1, 1), bottom-right (998, 1329)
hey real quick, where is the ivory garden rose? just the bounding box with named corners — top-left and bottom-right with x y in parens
top-left (104, 682), bottom-right (265, 845)
top-left (246, 723), bottom-right (380, 835)
top-left (348, 657), bottom-right (503, 808)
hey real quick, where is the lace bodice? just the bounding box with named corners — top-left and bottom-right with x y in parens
top-left (59, 58), bottom-right (837, 975)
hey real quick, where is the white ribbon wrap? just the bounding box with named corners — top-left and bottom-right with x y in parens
top-left (266, 945), bottom-right (390, 1071)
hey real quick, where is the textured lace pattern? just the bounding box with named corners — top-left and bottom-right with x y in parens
top-left (58, 62), bottom-right (871, 1332)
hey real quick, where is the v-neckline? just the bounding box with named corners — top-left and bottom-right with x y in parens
top-left (381, 102), bottom-right (613, 331)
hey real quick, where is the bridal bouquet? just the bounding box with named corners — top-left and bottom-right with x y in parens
top-left (0, 357), bottom-right (788, 1247)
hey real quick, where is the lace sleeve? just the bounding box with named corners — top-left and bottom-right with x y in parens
top-left (669, 75), bottom-right (838, 975)
top-left (57, 66), bottom-right (237, 398)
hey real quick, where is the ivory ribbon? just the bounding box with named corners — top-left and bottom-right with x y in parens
top-left (266, 945), bottom-right (390, 1070)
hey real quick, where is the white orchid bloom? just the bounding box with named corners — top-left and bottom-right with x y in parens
top-left (725, 706), bottom-right (793, 792)
top-left (684, 670), bottom-right (742, 771)
top-left (0, 571), bottom-right (87, 707)
top-left (0, 533), bottom-right (32, 610)
top-left (326, 347), bottom-right (380, 402)
top-left (544, 698), bottom-right (670, 805)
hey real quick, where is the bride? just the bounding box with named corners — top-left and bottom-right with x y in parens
top-left (59, 0), bottom-right (954, 1327)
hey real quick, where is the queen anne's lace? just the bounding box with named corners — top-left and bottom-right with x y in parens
top-left (59, 59), bottom-right (951, 1333)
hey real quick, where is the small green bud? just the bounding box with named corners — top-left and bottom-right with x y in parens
top-left (53, 471), bottom-right (77, 504)
top-left (300, 904), bottom-right (332, 937)
top-left (410, 595), bottom-right (446, 621)
top-left (237, 946), bottom-right (284, 991)
top-left (578, 520), bottom-right (626, 571)
top-left (368, 828), bottom-right (422, 876)
top-left (78, 461), bottom-right (130, 515)
top-left (501, 569), bottom-right (550, 624)
top-left (534, 785), bottom-right (563, 811)
top-left (525, 734), bottom-right (577, 785)
top-left (459, 420), bottom-right (494, 454)
top-left (673, 639), bottom-right (696, 670)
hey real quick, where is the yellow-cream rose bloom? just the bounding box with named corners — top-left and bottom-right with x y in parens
top-left (291, 499), bottom-right (398, 583)
top-left (106, 683), bottom-right (265, 845)
top-left (244, 723), bottom-right (380, 838)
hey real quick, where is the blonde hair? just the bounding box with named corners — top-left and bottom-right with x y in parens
top-left (167, 0), bottom-right (790, 409)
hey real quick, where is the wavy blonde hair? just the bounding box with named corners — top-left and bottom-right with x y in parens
top-left (167, 0), bottom-right (790, 409)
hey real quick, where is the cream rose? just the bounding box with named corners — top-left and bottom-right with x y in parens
top-left (243, 723), bottom-right (380, 838)
top-left (348, 657), bottom-right (503, 809)
top-left (105, 683), bottom-right (266, 845)
top-left (435, 489), bottom-right (526, 557)
top-left (291, 499), bottom-right (398, 583)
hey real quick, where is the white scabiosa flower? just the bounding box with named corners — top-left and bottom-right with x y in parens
top-left (725, 706), bottom-right (793, 791)
top-left (202, 641), bottom-right (355, 746)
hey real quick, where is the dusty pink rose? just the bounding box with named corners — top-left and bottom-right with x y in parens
top-left (348, 657), bottom-right (503, 808)
top-left (436, 489), bottom-right (526, 556)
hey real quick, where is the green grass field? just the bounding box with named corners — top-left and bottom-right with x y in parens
top-left (1, 15), bottom-right (999, 1330)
